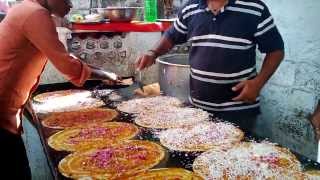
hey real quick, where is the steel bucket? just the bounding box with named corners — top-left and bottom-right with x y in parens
top-left (157, 54), bottom-right (190, 102)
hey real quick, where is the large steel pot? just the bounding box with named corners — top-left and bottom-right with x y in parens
top-left (157, 54), bottom-right (190, 102)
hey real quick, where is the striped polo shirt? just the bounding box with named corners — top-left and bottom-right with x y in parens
top-left (164, 0), bottom-right (284, 117)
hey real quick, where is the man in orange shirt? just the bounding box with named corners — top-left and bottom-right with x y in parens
top-left (0, 0), bottom-right (119, 179)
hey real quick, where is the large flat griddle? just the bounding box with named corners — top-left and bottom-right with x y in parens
top-left (28, 80), bottom-right (320, 180)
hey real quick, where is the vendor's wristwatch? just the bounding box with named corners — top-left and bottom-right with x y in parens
top-left (146, 49), bottom-right (159, 59)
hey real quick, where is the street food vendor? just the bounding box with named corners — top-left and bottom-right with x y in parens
top-left (0, 0), bottom-right (119, 179)
top-left (136, 0), bottom-right (284, 133)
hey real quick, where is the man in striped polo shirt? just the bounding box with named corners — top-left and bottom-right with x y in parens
top-left (136, 0), bottom-right (284, 133)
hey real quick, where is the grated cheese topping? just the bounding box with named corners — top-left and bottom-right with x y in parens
top-left (193, 142), bottom-right (303, 179)
top-left (159, 121), bottom-right (244, 151)
top-left (116, 96), bottom-right (182, 114)
top-left (135, 106), bottom-right (209, 129)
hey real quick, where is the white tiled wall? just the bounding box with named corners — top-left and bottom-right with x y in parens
top-left (40, 28), bottom-right (161, 85)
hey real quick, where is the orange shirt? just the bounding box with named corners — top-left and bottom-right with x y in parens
top-left (0, 0), bottom-right (91, 134)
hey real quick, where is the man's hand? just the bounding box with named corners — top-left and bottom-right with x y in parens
top-left (135, 51), bottom-right (157, 71)
top-left (232, 79), bottom-right (263, 103)
top-left (311, 103), bottom-right (320, 140)
top-left (135, 36), bottom-right (174, 70)
top-left (311, 118), bottom-right (320, 141)
top-left (232, 50), bottom-right (284, 103)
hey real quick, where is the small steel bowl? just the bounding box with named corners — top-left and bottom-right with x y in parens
top-left (96, 7), bottom-right (143, 22)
